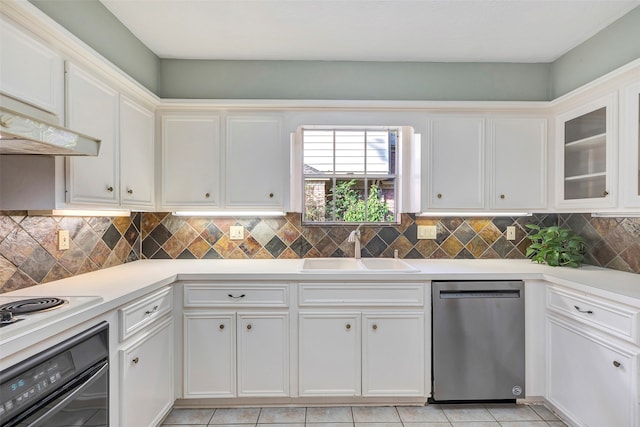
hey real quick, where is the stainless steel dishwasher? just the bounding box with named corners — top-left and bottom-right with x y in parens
top-left (432, 280), bottom-right (525, 402)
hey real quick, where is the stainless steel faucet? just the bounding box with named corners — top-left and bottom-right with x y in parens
top-left (348, 224), bottom-right (363, 259)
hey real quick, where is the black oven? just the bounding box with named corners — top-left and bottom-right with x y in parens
top-left (0, 322), bottom-right (108, 427)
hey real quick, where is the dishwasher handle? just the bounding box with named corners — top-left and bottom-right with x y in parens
top-left (439, 289), bottom-right (521, 299)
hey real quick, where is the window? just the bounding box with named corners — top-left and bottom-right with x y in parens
top-left (302, 127), bottom-right (398, 223)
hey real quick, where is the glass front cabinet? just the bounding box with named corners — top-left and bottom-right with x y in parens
top-left (623, 81), bottom-right (640, 209)
top-left (556, 93), bottom-right (618, 209)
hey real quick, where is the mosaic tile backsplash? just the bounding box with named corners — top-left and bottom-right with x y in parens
top-left (1, 211), bottom-right (638, 293)
top-left (0, 212), bottom-right (141, 293)
top-left (140, 212), bottom-right (557, 261)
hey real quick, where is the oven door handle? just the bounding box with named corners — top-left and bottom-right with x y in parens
top-left (26, 362), bottom-right (108, 427)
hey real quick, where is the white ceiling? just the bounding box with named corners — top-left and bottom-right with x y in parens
top-left (100, 0), bottom-right (639, 63)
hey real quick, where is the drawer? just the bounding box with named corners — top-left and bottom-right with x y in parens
top-left (183, 283), bottom-right (289, 307)
top-left (299, 283), bottom-right (425, 307)
top-left (547, 286), bottom-right (640, 344)
top-left (119, 287), bottom-right (173, 341)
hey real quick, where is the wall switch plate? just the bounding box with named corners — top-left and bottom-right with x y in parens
top-left (417, 225), bottom-right (437, 239)
top-left (506, 226), bottom-right (516, 241)
top-left (58, 230), bottom-right (70, 250)
top-left (229, 225), bottom-right (244, 240)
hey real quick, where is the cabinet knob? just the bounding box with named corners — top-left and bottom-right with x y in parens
top-left (106, 186), bottom-right (114, 192)
top-left (603, 190), bottom-right (609, 197)
top-left (246, 324), bottom-right (252, 330)
top-left (269, 193), bottom-right (274, 198)
top-left (437, 193), bottom-right (442, 199)
top-left (219, 324), bottom-right (225, 330)
top-left (345, 324), bottom-right (351, 330)
top-left (127, 188), bottom-right (133, 194)
top-left (500, 194), bottom-right (505, 200)
top-left (613, 360), bottom-right (621, 368)
top-left (574, 305), bottom-right (593, 314)
top-left (205, 192), bottom-right (210, 198)
top-left (132, 357), bottom-right (139, 364)
top-left (372, 324), bottom-right (378, 330)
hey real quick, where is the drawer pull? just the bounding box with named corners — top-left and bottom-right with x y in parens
top-left (132, 357), bottom-right (139, 364)
top-left (144, 305), bottom-right (159, 315)
top-left (228, 294), bottom-right (246, 299)
top-left (613, 360), bottom-right (621, 368)
top-left (574, 305), bottom-right (593, 314)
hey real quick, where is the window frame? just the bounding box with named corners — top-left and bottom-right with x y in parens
top-left (300, 125), bottom-right (401, 225)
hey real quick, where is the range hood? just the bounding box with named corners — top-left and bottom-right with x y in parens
top-left (0, 94), bottom-right (100, 156)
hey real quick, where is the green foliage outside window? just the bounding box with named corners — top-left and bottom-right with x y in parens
top-left (328, 179), bottom-right (394, 222)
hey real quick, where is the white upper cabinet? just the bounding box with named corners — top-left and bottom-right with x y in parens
top-left (66, 63), bottom-right (120, 206)
top-left (160, 113), bottom-right (286, 212)
top-left (622, 81), bottom-right (640, 209)
top-left (120, 96), bottom-right (155, 209)
top-left (555, 93), bottom-right (618, 209)
top-left (423, 115), bottom-right (547, 212)
top-left (161, 114), bottom-right (221, 209)
top-left (425, 116), bottom-right (485, 209)
top-left (0, 18), bottom-right (63, 116)
top-left (225, 115), bottom-right (284, 210)
top-left (489, 118), bottom-right (547, 210)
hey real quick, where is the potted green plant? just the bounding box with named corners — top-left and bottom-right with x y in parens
top-left (525, 224), bottom-right (587, 268)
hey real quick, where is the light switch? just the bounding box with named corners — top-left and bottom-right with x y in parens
top-left (58, 230), bottom-right (70, 250)
top-left (229, 225), bottom-right (244, 240)
top-left (417, 225), bottom-right (437, 239)
top-left (506, 226), bottom-right (516, 241)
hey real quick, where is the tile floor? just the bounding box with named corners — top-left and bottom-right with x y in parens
top-left (160, 404), bottom-right (568, 427)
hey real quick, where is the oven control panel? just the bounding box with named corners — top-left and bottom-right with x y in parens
top-left (0, 352), bottom-right (74, 419)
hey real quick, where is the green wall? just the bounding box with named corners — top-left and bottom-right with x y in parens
top-left (551, 6), bottom-right (640, 98)
top-left (28, 1), bottom-right (639, 101)
top-left (159, 60), bottom-right (550, 101)
top-left (29, 0), bottom-right (160, 93)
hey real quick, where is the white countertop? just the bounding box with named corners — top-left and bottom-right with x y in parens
top-left (1, 259), bottom-right (638, 363)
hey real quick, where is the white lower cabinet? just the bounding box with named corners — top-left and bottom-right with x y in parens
top-left (362, 313), bottom-right (425, 396)
top-left (547, 317), bottom-right (637, 427)
top-left (299, 311), bottom-right (425, 397)
top-left (299, 313), bottom-right (361, 396)
top-left (119, 317), bottom-right (174, 427)
top-left (183, 311), bottom-right (289, 398)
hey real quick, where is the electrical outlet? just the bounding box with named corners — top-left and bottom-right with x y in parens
top-left (229, 225), bottom-right (244, 240)
top-left (506, 226), bottom-right (516, 241)
top-left (417, 225), bottom-right (437, 239)
top-left (58, 230), bottom-right (70, 250)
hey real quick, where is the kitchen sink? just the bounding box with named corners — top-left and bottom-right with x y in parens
top-left (301, 258), bottom-right (418, 273)
top-left (301, 258), bottom-right (364, 271)
top-left (359, 258), bottom-right (418, 272)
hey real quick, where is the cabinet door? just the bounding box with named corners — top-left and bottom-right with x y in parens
top-left (237, 313), bottom-right (289, 396)
top-left (623, 81), bottom-right (640, 208)
top-left (66, 63), bottom-right (119, 205)
top-left (425, 117), bottom-right (484, 209)
top-left (299, 313), bottom-right (361, 396)
top-left (120, 96), bottom-right (155, 209)
top-left (161, 115), bottom-right (220, 209)
top-left (120, 318), bottom-right (173, 427)
top-left (556, 94), bottom-right (617, 209)
top-left (0, 18), bottom-right (63, 116)
top-left (362, 312), bottom-right (425, 396)
top-left (547, 318), bottom-right (636, 427)
top-left (183, 313), bottom-right (235, 397)
top-left (490, 118), bottom-right (547, 209)
top-left (225, 116), bottom-right (284, 210)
